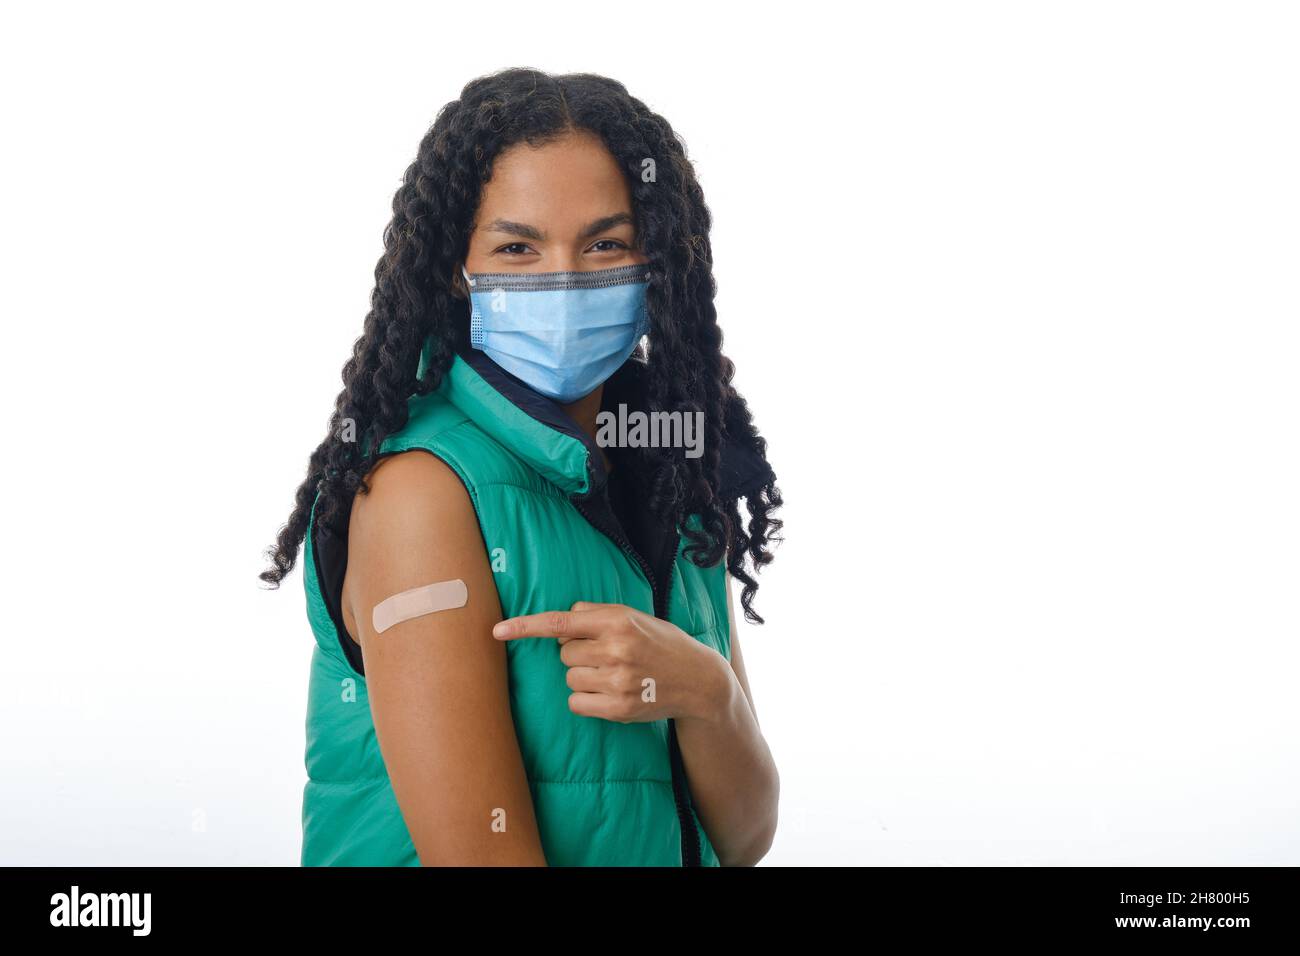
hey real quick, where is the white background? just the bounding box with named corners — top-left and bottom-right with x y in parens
top-left (1, 1), bottom-right (1296, 865)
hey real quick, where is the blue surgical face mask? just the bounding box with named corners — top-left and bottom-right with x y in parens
top-left (462, 263), bottom-right (651, 404)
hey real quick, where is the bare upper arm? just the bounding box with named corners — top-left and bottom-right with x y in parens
top-left (723, 570), bottom-right (759, 727)
top-left (341, 450), bottom-right (547, 866)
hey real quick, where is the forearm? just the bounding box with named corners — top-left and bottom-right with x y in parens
top-left (674, 653), bottom-right (779, 866)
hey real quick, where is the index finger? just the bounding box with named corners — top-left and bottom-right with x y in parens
top-left (492, 610), bottom-right (599, 642)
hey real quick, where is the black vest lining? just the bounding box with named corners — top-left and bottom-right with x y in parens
top-left (312, 510), bottom-right (363, 677)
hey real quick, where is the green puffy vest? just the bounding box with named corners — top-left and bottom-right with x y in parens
top-left (300, 345), bottom-right (773, 866)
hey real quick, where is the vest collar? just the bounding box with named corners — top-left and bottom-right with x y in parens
top-left (421, 339), bottom-right (608, 499)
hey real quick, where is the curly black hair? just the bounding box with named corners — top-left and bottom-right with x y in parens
top-left (260, 67), bottom-right (783, 623)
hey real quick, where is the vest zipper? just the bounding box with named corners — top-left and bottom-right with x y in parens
top-left (571, 493), bottom-right (704, 867)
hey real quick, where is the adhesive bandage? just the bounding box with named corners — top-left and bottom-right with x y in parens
top-left (372, 579), bottom-right (469, 634)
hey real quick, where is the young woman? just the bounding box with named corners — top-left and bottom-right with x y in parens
top-left (261, 68), bottom-right (783, 866)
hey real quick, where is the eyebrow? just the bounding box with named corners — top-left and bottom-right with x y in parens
top-left (481, 213), bottom-right (635, 243)
top-left (578, 213), bottom-right (634, 240)
top-left (482, 218), bottom-right (545, 241)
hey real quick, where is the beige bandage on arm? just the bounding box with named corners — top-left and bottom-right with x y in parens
top-left (372, 579), bottom-right (469, 634)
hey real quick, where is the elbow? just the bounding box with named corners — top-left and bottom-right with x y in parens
top-left (718, 773), bottom-right (779, 867)
top-left (718, 815), bottom-right (777, 867)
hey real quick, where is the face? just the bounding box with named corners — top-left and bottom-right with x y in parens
top-left (464, 129), bottom-right (645, 278)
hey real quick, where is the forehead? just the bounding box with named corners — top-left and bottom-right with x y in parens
top-left (475, 130), bottom-right (633, 230)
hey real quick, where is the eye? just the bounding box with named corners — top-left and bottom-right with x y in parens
top-left (495, 242), bottom-right (536, 256)
top-left (587, 238), bottom-right (630, 253)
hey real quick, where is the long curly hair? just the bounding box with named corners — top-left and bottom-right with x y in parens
top-left (260, 68), bottom-right (783, 623)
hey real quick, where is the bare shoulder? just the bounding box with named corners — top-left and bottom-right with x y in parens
top-left (342, 450), bottom-right (488, 638)
top-left (352, 450), bottom-right (471, 524)
top-left (349, 451), bottom-right (480, 559)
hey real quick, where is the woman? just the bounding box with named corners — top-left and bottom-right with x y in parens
top-left (261, 68), bottom-right (783, 866)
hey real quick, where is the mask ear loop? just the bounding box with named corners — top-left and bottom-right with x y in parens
top-left (463, 265), bottom-right (486, 349)
top-left (420, 266), bottom-right (479, 376)
top-left (637, 270), bottom-right (652, 341)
